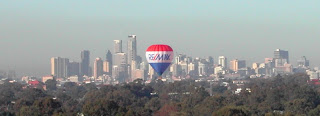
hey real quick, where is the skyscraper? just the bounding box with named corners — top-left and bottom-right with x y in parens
top-left (206, 56), bottom-right (214, 75)
top-left (51, 57), bottom-right (69, 78)
top-left (175, 54), bottom-right (187, 64)
top-left (297, 56), bottom-right (309, 67)
top-left (80, 50), bottom-right (90, 76)
top-left (127, 35), bottom-right (137, 66)
top-left (218, 56), bottom-right (227, 68)
top-left (113, 53), bottom-right (127, 66)
top-left (93, 57), bottom-right (103, 78)
top-left (105, 50), bottom-right (113, 74)
top-left (113, 53), bottom-right (128, 82)
top-left (103, 61), bottom-right (110, 73)
top-left (198, 61), bottom-right (207, 76)
top-left (274, 49), bottom-right (289, 63)
top-left (230, 59), bottom-right (246, 72)
top-left (68, 61), bottom-right (80, 76)
top-left (114, 40), bottom-right (122, 53)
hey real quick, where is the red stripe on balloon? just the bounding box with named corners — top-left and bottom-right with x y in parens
top-left (146, 44), bottom-right (173, 51)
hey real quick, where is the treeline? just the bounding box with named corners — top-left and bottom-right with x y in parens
top-left (1, 74), bottom-right (320, 116)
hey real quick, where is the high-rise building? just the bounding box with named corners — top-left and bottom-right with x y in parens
top-left (206, 56), bottom-right (214, 75)
top-left (113, 53), bottom-right (127, 66)
top-left (171, 64), bottom-right (181, 77)
top-left (264, 58), bottom-right (273, 64)
top-left (80, 50), bottom-right (90, 76)
top-left (105, 50), bottom-right (113, 74)
top-left (275, 59), bottom-right (288, 67)
top-left (274, 49), bottom-right (289, 63)
top-left (188, 62), bottom-right (196, 76)
top-left (214, 66), bottom-right (226, 75)
top-left (218, 56), bottom-right (227, 68)
top-left (140, 61), bottom-right (148, 71)
top-left (127, 35), bottom-right (137, 66)
top-left (136, 56), bottom-right (142, 66)
top-left (206, 56), bottom-right (214, 65)
top-left (230, 59), bottom-right (246, 72)
top-left (252, 63), bottom-right (260, 69)
top-left (112, 64), bottom-right (128, 82)
top-left (148, 64), bottom-right (155, 80)
top-left (51, 57), bottom-right (69, 78)
top-left (114, 40), bottom-right (122, 53)
top-left (93, 58), bottom-right (103, 78)
top-left (198, 61), bottom-right (207, 76)
top-left (112, 53), bottom-right (127, 82)
top-left (297, 56), bottom-right (309, 67)
top-left (275, 63), bottom-right (293, 74)
top-left (103, 61), bottom-right (111, 74)
top-left (175, 54), bottom-right (187, 64)
top-left (180, 61), bottom-right (188, 75)
top-left (68, 62), bottom-right (80, 76)
top-left (51, 58), bottom-right (57, 76)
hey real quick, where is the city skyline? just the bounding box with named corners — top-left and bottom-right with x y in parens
top-left (12, 35), bottom-right (303, 84)
top-left (0, 41), bottom-right (317, 78)
top-left (2, 1), bottom-right (320, 115)
top-left (1, 1), bottom-right (320, 77)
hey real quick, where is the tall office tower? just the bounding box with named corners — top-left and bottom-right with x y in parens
top-left (127, 35), bottom-right (137, 66)
top-left (171, 64), bottom-right (181, 77)
top-left (275, 59), bottom-right (288, 67)
top-left (68, 62), bottom-right (80, 76)
top-left (93, 57), bottom-right (103, 78)
top-left (112, 64), bottom-right (128, 82)
top-left (274, 49), bottom-right (289, 63)
top-left (112, 53), bottom-right (127, 82)
top-left (206, 56), bottom-right (214, 65)
top-left (206, 56), bottom-right (214, 75)
top-left (180, 61), bottom-right (188, 75)
top-left (188, 62), bottom-right (196, 76)
top-left (51, 57), bottom-right (69, 78)
top-left (135, 56), bottom-right (142, 68)
top-left (103, 61), bottom-right (110, 74)
top-left (113, 53), bottom-right (127, 66)
top-left (148, 64), bottom-right (155, 80)
top-left (175, 54), bottom-right (187, 64)
top-left (218, 56), bottom-right (227, 68)
top-left (105, 50), bottom-right (113, 74)
top-left (140, 62), bottom-right (148, 71)
top-left (198, 61), bottom-right (207, 76)
top-left (80, 50), bottom-right (90, 76)
top-left (114, 40), bottom-right (122, 53)
top-left (297, 56), bottom-right (310, 67)
top-left (230, 59), bottom-right (246, 72)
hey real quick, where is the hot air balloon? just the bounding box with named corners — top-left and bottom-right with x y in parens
top-left (146, 44), bottom-right (174, 79)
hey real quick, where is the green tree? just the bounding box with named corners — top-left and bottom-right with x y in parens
top-left (285, 98), bottom-right (314, 114)
top-left (32, 97), bottom-right (63, 115)
top-left (45, 79), bottom-right (57, 91)
top-left (308, 105), bottom-right (320, 116)
top-left (82, 100), bottom-right (120, 116)
top-left (212, 106), bottom-right (249, 116)
top-left (144, 97), bottom-right (161, 113)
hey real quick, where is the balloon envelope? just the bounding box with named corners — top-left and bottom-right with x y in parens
top-left (146, 44), bottom-right (174, 76)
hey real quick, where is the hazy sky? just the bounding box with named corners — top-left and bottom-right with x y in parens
top-left (1, 1), bottom-right (319, 77)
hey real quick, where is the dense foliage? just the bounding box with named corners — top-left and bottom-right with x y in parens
top-left (0, 74), bottom-right (320, 116)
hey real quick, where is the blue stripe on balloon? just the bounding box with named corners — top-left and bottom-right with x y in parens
top-left (149, 63), bottom-right (171, 76)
